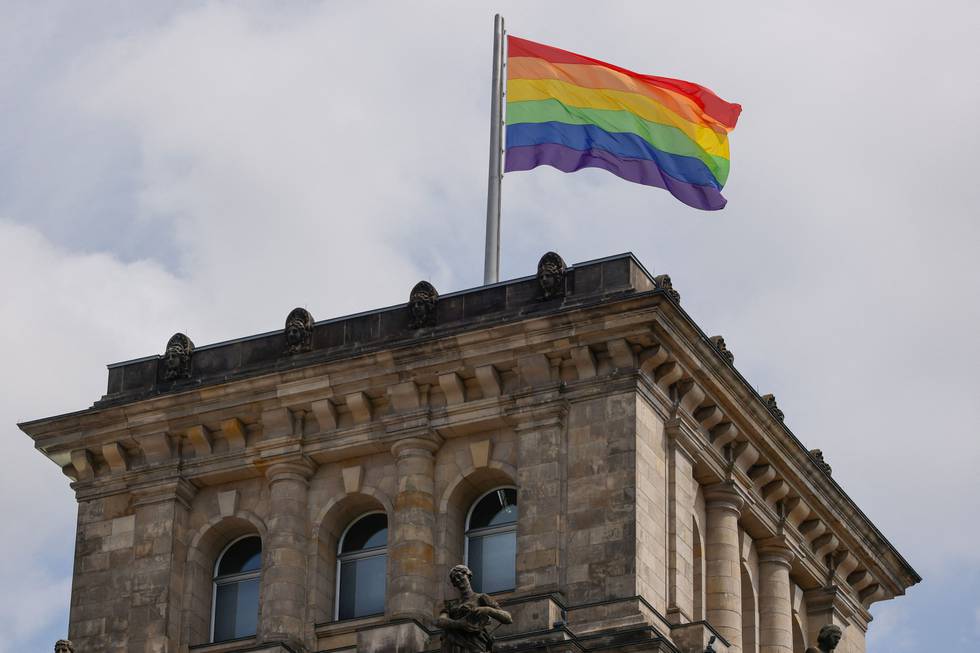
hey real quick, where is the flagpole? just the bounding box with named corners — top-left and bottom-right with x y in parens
top-left (483, 13), bottom-right (505, 285)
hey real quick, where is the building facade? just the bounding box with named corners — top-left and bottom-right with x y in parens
top-left (20, 253), bottom-right (919, 653)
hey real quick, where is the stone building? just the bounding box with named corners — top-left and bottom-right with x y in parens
top-left (20, 252), bottom-right (918, 653)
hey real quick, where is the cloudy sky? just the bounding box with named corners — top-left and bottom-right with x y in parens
top-left (2, 1), bottom-right (978, 650)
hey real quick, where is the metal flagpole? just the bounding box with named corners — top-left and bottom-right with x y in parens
top-left (483, 13), bottom-right (505, 285)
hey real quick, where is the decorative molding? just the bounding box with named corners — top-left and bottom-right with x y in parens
top-left (654, 274), bottom-right (680, 303)
top-left (438, 372), bottom-right (466, 405)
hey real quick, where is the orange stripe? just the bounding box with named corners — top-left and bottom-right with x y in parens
top-left (508, 56), bottom-right (730, 135)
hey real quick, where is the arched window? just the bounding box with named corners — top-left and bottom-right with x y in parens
top-left (465, 487), bottom-right (517, 594)
top-left (212, 535), bottom-right (261, 642)
top-left (337, 512), bottom-right (388, 619)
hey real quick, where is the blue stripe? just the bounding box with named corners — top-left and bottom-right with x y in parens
top-left (505, 122), bottom-right (723, 190)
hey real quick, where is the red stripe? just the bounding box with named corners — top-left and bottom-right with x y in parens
top-left (507, 36), bottom-right (741, 130)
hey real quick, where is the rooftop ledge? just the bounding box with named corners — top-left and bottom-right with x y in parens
top-left (94, 252), bottom-right (664, 409)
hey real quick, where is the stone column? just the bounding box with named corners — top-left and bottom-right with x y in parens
top-left (260, 457), bottom-right (315, 648)
top-left (389, 434), bottom-right (440, 621)
top-left (758, 539), bottom-right (795, 653)
top-left (704, 482), bottom-right (745, 652)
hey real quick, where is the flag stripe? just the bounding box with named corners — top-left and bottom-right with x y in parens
top-left (508, 36), bottom-right (741, 129)
top-left (505, 143), bottom-right (726, 211)
top-left (507, 99), bottom-right (730, 185)
top-left (508, 78), bottom-right (730, 161)
top-left (506, 122), bottom-right (722, 190)
top-left (509, 56), bottom-right (729, 135)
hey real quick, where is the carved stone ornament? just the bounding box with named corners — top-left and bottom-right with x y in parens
top-left (762, 393), bottom-right (785, 422)
top-left (437, 564), bottom-right (513, 652)
top-left (408, 280), bottom-right (439, 329)
top-left (709, 335), bottom-right (735, 364)
top-left (55, 640), bottom-right (75, 653)
top-left (809, 449), bottom-right (833, 476)
top-left (284, 307), bottom-right (314, 354)
top-left (162, 332), bottom-right (194, 381)
top-left (654, 274), bottom-right (681, 303)
top-left (805, 624), bottom-right (842, 653)
top-left (537, 251), bottom-right (567, 300)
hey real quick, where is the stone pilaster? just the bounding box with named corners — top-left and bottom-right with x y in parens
top-left (666, 419), bottom-right (697, 623)
top-left (128, 477), bottom-right (196, 653)
top-left (389, 434), bottom-right (441, 621)
top-left (757, 539), bottom-right (795, 653)
top-left (260, 457), bottom-right (315, 649)
top-left (704, 482), bottom-right (744, 653)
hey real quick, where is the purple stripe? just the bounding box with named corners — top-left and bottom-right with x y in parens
top-left (505, 143), bottom-right (727, 211)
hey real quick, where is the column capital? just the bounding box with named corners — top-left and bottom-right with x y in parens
top-left (704, 481), bottom-right (744, 516)
top-left (758, 536), bottom-right (796, 567)
top-left (391, 433), bottom-right (442, 459)
top-left (131, 476), bottom-right (197, 509)
top-left (263, 456), bottom-right (316, 485)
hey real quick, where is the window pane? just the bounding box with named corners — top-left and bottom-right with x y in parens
top-left (217, 537), bottom-right (262, 576)
top-left (234, 578), bottom-right (259, 638)
top-left (469, 531), bottom-right (516, 594)
top-left (338, 554), bottom-right (387, 619)
top-left (213, 583), bottom-right (238, 641)
top-left (468, 489), bottom-right (518, 530)
top-left (213, 577), bottom-right (259, 641)
top-left (340, 514), bottom-right (388, 553)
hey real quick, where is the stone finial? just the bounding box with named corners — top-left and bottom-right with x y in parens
top-left (654, 274), bottom-right (681, 303)
top-left (162, 332), bottom-right (194, 381)
top-left (284, 307), bottom-right (314, 354)
top-left (805, 624), bottom-right (843, 653)
top-left (54, 640), bottom-right (75, 653)
top-left (809, 449), bottom-right (833, 476)
top-left (709, 335), bottom-right (735, 363)
top-left (762, 393), bottom-right (785, 422)
top-left (408, 280), bottom-right (438, 329)
top-left (537, 251), bottom-right (567, 300)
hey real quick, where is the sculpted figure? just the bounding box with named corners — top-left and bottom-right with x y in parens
top-left (805, 624), bottom-right (843, 653)
top-left (536, 251), bottom-right (567, 300)
top-left (437, 564), bottom-right (512, 652)
top-left (284, 307), bottom-right (314, 354)
top-left (654, 274), bottom-right (681, 303)
top-left (162, 333), bottom-right (194, 381)
top-left (54, 640), bottom-right (74, 653)
top-left (408, 281), bottom-right (438, 329)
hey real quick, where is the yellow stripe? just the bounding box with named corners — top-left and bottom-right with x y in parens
top-left (507, 78), bottom-right (730, 159)
top-left (508, 57), bottom-right (729, 133)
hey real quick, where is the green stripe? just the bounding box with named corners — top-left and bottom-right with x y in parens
top-left (506, 99), bottom-right (730, 185)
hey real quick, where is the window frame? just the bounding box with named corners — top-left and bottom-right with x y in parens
top-left (334, 510), bottom-right (389, 621)
top-left (464, 486), bottom-right (518, 594)
top-left (210, 534), bottom-right (262, 644)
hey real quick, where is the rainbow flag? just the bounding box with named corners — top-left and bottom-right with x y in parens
top-left (505, 36), bottom-right (741, 210)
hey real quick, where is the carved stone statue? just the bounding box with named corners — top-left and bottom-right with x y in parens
top-left (654, 274), bottom-right (681, 303)
top-left (162, 333), bottom-right (194, 381)
top-left (408, 281), bottom-right (439, 329)
top-left (809, 449), bottom-right (833, 476)
top-left (805, 624), bottom-right (843, 653)
top-left (437, 564), bottom-right (512, 652)
top-left (54, 640), bottom-right (74, 653)
top-left (762, 393), bottom-right (785, 422)
top-left (536, 251), bottom-right (567, 300)
top-left (284, 307), bottom-right (314, 354)
top-left (709, 335), bottom-right (734, 364)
